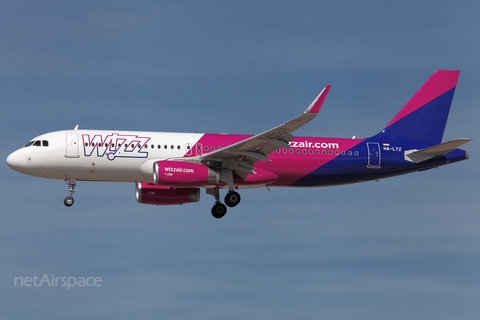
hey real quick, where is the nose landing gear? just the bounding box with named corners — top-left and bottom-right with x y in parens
top-left (64, 179), bottom-right (76, 207)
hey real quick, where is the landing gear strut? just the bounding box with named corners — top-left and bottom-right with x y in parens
top-left (207, 187), bottom-right (226, 219)
top-left (64, 179), bottom-right (76, 207)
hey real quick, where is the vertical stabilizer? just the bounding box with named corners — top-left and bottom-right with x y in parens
top-left (374, 70), bottom-right (460, 145)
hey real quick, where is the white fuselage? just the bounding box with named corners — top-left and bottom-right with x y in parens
top-left (6, 129), bottom-right (208, 183)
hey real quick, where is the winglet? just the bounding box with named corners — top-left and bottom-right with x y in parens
top-left (305, 85), bottom-right (331, 114)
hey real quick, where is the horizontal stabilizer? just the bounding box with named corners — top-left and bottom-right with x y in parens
top-left (404, 138), bottom-right (472, 163)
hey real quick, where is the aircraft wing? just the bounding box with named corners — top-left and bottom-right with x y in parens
top-left (193, 85), bottom-right (331, 176)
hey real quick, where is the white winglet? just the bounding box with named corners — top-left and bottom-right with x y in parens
top-left (305, 85), bottom-right (331, 114)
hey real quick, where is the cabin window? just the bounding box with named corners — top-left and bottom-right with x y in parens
top-left (348, 151), bottom-right (352, 156)
top-left (354, 151), bottom-right (359, 156)
top-left (177, 145), bottom-right (181, 150)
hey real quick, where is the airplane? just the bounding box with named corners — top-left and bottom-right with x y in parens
top-left (6, 70), bottom-right (471, 219)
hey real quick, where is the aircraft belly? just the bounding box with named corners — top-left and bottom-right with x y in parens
top-left (39, 157), bottom-right (149, 182)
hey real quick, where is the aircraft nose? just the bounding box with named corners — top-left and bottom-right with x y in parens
top-left (6, 151), bottom-right (20, 170)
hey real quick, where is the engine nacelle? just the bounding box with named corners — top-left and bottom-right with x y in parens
top-left (153, 161), bottom-right (219, 187)
top-left (135, 182), bottom-right (200, 205)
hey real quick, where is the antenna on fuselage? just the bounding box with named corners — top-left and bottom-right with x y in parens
top-left (74, 125), bottom-right (79, 130)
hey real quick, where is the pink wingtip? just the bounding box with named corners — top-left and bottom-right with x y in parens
top-left (307, 85), bottom-right (331, 114)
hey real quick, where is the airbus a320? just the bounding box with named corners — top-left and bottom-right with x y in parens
top-left (6, 70), bottom-right (471, 218)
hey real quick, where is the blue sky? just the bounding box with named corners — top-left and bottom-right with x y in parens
top-left (1, 1), bottom-right (479, 319)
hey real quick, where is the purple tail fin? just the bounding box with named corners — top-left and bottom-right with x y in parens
top-left (374, 70), bottom-right (460, 145)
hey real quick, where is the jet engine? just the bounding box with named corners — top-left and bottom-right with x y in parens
top-left (135, 182), bottom-right (200, 205)
top-left (153, 160), bottom-right (219, 187)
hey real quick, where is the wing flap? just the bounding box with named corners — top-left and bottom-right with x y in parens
top-left (228, 150), bottom-right (271, 162)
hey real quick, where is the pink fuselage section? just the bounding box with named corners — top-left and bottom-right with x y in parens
top-left (184, 133), bottom-right (364, 187)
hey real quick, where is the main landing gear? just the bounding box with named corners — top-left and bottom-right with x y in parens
top-left (208, 169), bottom-right (242, 219)
top-left (208, 187), bottom-right (241, 219)
top-left (64, 178), bottom-right (76, 207)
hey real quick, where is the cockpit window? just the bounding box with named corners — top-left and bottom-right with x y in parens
top-left (25, 140), bottom-right (49, 147)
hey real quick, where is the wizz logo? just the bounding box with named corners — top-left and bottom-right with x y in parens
top-left (82, 133), bottom-right (151, 161)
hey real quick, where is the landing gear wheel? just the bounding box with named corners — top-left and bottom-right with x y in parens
top-left (211, 203), bottom-right (227, 219)
top-left (64, 196), bottom-right (74, 207)
top-left (225, 191), bottom-right (241, 207)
